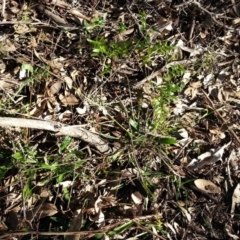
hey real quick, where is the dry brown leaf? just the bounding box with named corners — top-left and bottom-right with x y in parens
top-left (59, 94), bottom-right (79, 106)
top-left (34, 49), bottom-right (64, 71)
top-left (26, 203), bottom-right (58, 220)
top-left (14, 24), bottom-right (31, 34)
top-left (69, 8), bottom-right (91, 21)
top-left (194, 179), bottom-right (221, 194)
top-left (121, 168), bottom-right (138, 177)
top-left (30, 96), bottom-right (47, 117)
top-left (31, 37), bottom-right (38, 48)
top-left (228, 90), bottom-right (240, 99)
top-left (184, 81), bottom-right (202, 99)
top-left (47, 80), bottom-right (62, 96)
top-left (178, 205), bottom-right (191, 222)
top-left (5, 39), bottom-right (16, 52)
top-left (114, 28), bottom-right (134, 41)
top-left (59, 110), bottom-right (72, 121)
top-left (50, 57), bottom-right (65, 70)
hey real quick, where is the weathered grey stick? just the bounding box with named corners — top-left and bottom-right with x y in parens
top-left (0, 117), bottom-right (111, 153)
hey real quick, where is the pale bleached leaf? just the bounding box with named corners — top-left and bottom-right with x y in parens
top-left (131, 191), bottom-right (142, 205)
top-left (231, 183), bottom-right (240, 215)
top-left (187, 142), bottom-right (230, 170)
top-left (225, 224), bottom-right (239, 239)
top-left (54, 181), bottom-right (74, 188)
top-left (194, 179), bottom-right (221, 194)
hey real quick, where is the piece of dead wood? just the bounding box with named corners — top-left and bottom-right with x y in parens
top-left (37, 4), bottom-right (70, 27)
top-left (0, 117), bottom-right (111, 153)
top-left (69, 8), bottom-right (91, 22)
top-left (66, 210), bottom-right (83, 240)
top-left (1, 0), bottom-right (6, 16)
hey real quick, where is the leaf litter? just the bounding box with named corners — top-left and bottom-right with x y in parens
top-left (0, 0), bottom-right (240, 239)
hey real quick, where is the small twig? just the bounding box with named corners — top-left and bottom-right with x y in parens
top-left (37, 4), bottom-right (70, 27)
top-left (0, 230), bottom-right (105, 238)
top-left (19, 175), bottom-right (27, 220)
top-left (0, 219), bottom-right (129, 239)
top-left (174, 0), bottom-right (237, 31)
top-left (133, 60), bottom-right (191, 88)
top-left (0, 21), bottom-right (50, 25)
top-left (201, 90), bottom-right (240, 147)
top-left (133, 220), bottom-right (167, 240)
top-left (188, 17), bottom-right (195, 47)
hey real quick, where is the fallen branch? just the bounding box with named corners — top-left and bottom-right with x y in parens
top-left (37, 4), bottom-right (70, 27)
top-left (0, 117), bottom-right (111, 154)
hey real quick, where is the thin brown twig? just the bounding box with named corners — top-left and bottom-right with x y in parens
top-left (174, 0), bottom-right (238, 31)
top-left (0, 230), bottom-right (104, 238)
top-left (133, 220), bottom-right (167, 240)
top-left (133, 60), bottom-right (191, 88)
top-left (201, 89), bottom-right (240, 147)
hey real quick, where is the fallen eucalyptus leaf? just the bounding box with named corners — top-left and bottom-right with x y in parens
top-left (187, 142), bottom-right (231, 170)
top-left (194, 179), bottom-right (221, 194)
top-left (231, 183), bottom-right (240, 216)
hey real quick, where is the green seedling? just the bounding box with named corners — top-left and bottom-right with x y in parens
top-left (151, 64), bottom-right (185, 132)
top-left (84, 14), bottom-right (107, 32)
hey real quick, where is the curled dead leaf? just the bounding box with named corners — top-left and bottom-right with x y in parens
top-left (184, 81), bottom-right (202, 99)
top-left (187, 142), bottom-right (230, 170)
top-left (59, 110), bottom-right (72, 121)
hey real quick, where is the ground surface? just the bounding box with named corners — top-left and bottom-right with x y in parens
top-left (0, 0), bottom-right (240, 239)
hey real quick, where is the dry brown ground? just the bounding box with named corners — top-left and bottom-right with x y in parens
top-left (0, 0), bottom-right (240, 239)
